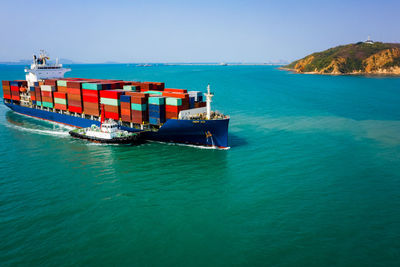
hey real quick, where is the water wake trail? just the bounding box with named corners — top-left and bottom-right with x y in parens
top-left (231, 114), bottom-right (400, 146)
top-left (6, 123), bottom-right (71, 137)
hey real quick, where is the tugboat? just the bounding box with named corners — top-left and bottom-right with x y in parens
top-left (69, 105), bottom-right (144, 144)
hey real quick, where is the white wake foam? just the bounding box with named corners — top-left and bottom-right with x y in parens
top-left (231, 114), bottom-right (400, 146)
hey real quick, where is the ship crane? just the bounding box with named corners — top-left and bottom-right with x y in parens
top-left (205, 84), bottom-right (214, 120)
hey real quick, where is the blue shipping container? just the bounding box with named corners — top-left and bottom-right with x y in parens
top-left (10, 81), bottom-right (22, 87)
top-left (148, 104), bottom-right (165, 112)
top-left (189, 97), bottom-right (195, 109)
top-left (120, 95), bottom-right (131, 103)
top-left (149, 117), bottom-right (166, 125)
top-left (149, 110), bottom-right (166, 118)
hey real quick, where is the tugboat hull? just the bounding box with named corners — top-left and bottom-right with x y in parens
top-left (69, 129), bottom-right (143, 144)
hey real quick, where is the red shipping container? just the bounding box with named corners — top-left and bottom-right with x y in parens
top-left (41, 96), bottom-right (53, 103)
top-left (41, 91), bottom-right (53, 98)
top-left (83, 102), bottom-right (99, 109)
top-left (139, 83), bottom-right (150, 91)
top-left (11, 95), bottom-right (20, 101)
top-left (69, 106), bottom-right (83, 113)
top-left (10, 86), bottom-right (19, 92)
top-left (105, 111), bottom-right (119, 120)
top-left (100, 90), bottom-right (125, 99)
top-left (66, 81), bottom-right (83, 89)
top-left (121, 108), bottom-right (131, 116)
top-left (35, 92), bottom-right (42, 102)
top-left (2, 81), bottom-right (10, 86)
top-left (82, 95), bottom-right (98, 103)
top-left (131, 97), bottom-right (148, 104)
top-left (164, 88), bottom-right (187, 93)
top-left (131, 110), bottom-right (148, 123)
top-left (152, 82), bottom-right (165, 91)
top-left (44, 79), bottom-right (57, 86)
top-left (68, 99), bottom-right (82, 107)
top-left (103, 104), bottom-right (119, 113)
top-left (3, 94), bottom-right (11, 99)
top-left (84, 109), bottom-right (100, 116)
top-left (121, 102), bottom-right (130, 110)
top-left (166, 112), bottom-right (178, 120)
top-left (57, 86), bottom-right (68, 93)
top-left (82, 89), bottom-right (100, 97)
top-left (67, 88), bottom-right (81, 95)
top-left (124, 91), bottom-right (147, 97)
top-left (54, 103), bottom-right (67, 110)
top-left (162, 92), bottom-right (189, 99)
top-left (54, 92), bottom-right (67, 99)
top-left (68, 94), bottom-right (82, 102)
top-left (166, 105), bottom-right (182, 113)
top-left (121, 115), bottom-right (131, 122)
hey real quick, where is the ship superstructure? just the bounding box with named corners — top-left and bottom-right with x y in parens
top-left (25, 50), bottom-right (71, 86)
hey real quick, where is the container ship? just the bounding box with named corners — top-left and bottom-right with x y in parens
top-left (1, 52), bottom-right (229, 149)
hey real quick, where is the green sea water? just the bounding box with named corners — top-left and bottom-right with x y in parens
top-left (1, 64), bottom-right (400, 266)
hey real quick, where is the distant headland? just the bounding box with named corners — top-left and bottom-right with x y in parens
top-left (282, 39), bottom-right (400, 75)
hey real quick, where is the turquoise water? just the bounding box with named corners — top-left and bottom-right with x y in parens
top-left (1, 64), bottom-right (400, 266)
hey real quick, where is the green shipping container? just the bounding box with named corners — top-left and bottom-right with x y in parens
top-left (148, 96), bottom-right (165, 105)
top-left (54, 98), bottom-right (67, 105)
top-left (37, 101), bottom-right (42, 106)
top-left (166, 97), bottom-right (182, 106)
top-left (57, 80), bottom-right (68, 87)
top-left (131, 103), bottom-right (147, 111)
top-left (82, 83), bottom-right (102, 90)
top-left (123, 85), bottom-right (137, 91)
top-left (42, 102), bottom-right (54, 108)
top-left (146, 91), bottom-right (163, 95)
top-left (100, 97), bottom-right (119, 106)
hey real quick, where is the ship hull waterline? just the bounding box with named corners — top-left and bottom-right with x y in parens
top-left (4, 102), bottom-right (230, 149)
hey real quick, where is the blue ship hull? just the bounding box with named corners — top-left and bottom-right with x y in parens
top-left (4, 102), bottom-right (229, 149)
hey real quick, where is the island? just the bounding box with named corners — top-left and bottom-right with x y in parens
top-left (283, 40), bottom-right (400, 75)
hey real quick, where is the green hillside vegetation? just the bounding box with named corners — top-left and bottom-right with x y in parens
top-left (286, 42), bottom-right (400, 73)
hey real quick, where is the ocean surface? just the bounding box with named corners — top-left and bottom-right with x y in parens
top-left (1, 64), bottom-right (400, 266)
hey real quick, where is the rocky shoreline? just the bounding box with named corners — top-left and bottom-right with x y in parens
top-left (279, 66), bottom-right (400, 76)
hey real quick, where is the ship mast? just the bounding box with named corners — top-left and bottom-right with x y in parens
top-left (205, 84), bottom-right (214, 120)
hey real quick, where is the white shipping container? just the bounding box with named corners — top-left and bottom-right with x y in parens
top-left (40, 85), bottom-right (56, 92)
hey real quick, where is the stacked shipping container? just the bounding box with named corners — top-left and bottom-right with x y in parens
top-left (120, 95), bottom-right (131, 122)
top-left (67, 81), bottom-right (83, 113)
top-left (2, 81), bottom-right (11, 100)
top-left (54, 92), bottom-right (67, 110)
top-left (2, 78), bottom-right (206, 125)
top-left (100, 90), bottom-right (125, 120)
top-left (82, 82), bottom-right (103, 116)
top-left (40, 85), bottom-right (56, 108)
top-left (148, 96), bottom-right (166, 125)
top-left (125, 92), bottom-right (148, 124)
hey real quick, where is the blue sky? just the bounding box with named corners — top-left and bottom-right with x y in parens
top-left (0, 0), bottom-right (399, 63)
